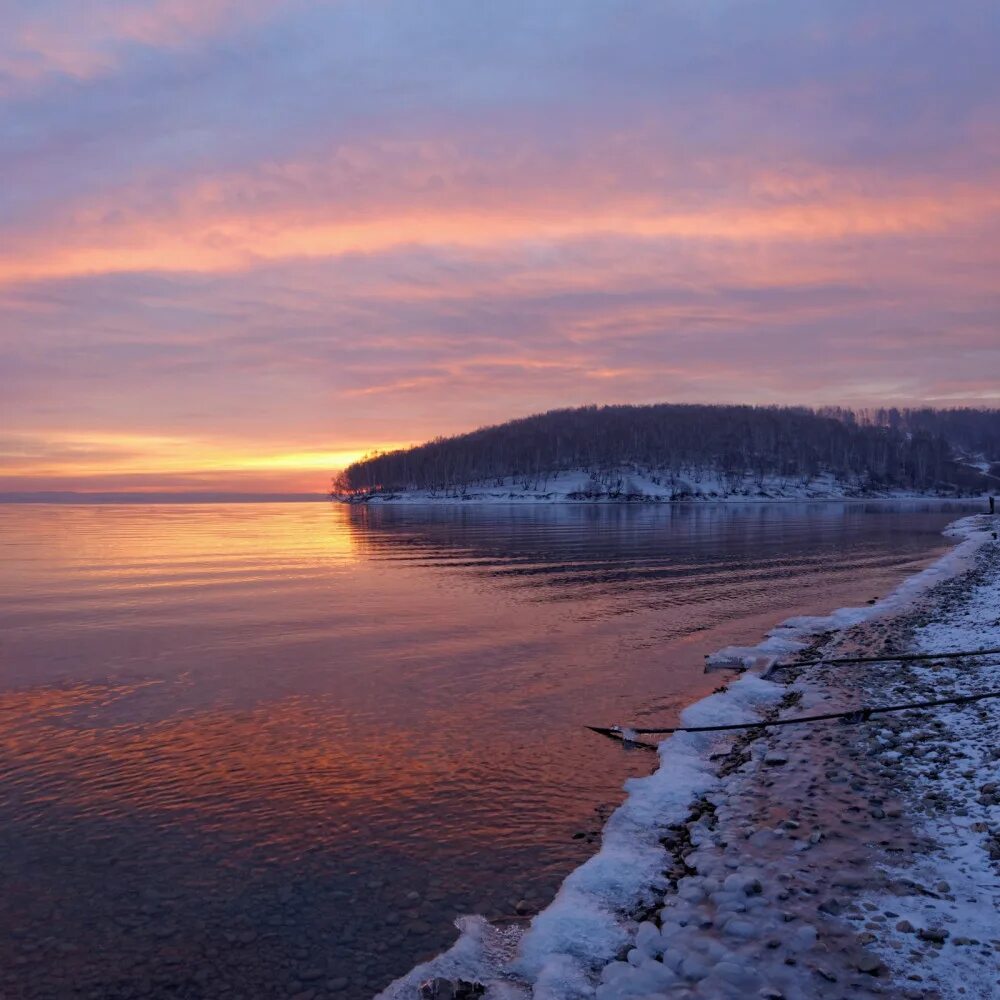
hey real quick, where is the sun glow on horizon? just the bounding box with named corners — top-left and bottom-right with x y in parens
top-left (0, 431), bottom-right (410, 493)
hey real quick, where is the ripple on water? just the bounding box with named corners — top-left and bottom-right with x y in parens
top-left (0, 500), bottom-right (977, 998)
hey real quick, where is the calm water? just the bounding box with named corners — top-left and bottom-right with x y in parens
top-left (0, 501), bottom-right (977, 998)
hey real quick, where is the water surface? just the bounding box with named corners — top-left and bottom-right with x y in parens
top-left (0, 501), bottom-right (975, 998)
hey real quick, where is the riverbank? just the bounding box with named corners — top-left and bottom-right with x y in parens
top-left (336, 469), bottom-right (989, 505)
top-left (379, 513), bottom-right (999, 999)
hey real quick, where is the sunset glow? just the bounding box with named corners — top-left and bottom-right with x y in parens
top-left (2, 2), bottom-right (999, 492)
top-left (0, 431), bottom-right (378, 492)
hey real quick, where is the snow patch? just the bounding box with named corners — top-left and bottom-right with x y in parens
top-left (852, 528), bottom-right (1000, 999)
top-left (340, 468), bottom-right (988, 505)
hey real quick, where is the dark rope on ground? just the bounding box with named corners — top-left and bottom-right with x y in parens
top-left (588, 687), bottom-right (1000, 741)
top-left (588, 731), bottom-right (660, 751)
top-left (769, 645), bottom-right (1000, 670)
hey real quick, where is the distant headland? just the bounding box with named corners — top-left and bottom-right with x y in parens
top-left (332, 404), bottom-right (1000, 504)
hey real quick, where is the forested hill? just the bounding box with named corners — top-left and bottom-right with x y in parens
top-left (333, 404), bottom-right (999, 500)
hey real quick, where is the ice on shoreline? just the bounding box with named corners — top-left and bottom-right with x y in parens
top-left (708, 513), bottom-right (991, 673)
top-left (378, 675), bottom-right (787, 1000)
top-left (377, 514), bottom-right (998, 1000)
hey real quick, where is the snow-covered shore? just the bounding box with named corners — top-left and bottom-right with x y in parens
top-left (338, 469), bottom-right (987, 505)
top-left (378, 513), bottom-right (1000, 1000)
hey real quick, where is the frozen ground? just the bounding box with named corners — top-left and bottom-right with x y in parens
top-left (844, 537), bottom-right (1000, 998)
top-left (378, 514), bottom-right (1000, 1000)
top-left (342, 469), bottom-right (985, 505)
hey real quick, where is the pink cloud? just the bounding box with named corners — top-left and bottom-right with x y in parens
top-left (0, 0), bottom-right (286, 92)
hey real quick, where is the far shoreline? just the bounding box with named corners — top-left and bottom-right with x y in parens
top-left (335, 493), bottom-right (991, 507)
top-left (333, 468), bottom-right (995, 508)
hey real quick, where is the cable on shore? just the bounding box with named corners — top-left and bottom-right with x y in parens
top-left (589, 686), bottom-right (1000, 740)
top-left (767, 645), bottom-right (1000, 670)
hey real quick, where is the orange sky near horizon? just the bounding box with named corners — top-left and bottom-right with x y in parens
top-left (2, 2), bottom-right (999, 493)
top-left (0, 432), bottom-right (374, 494)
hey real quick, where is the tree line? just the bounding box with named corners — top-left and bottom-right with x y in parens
top-left (820, 407), bottom-right (1000, 466)
top-left (332, 404), bottom-right (998, 496)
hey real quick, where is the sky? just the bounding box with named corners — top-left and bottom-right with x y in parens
top-left (1, 1), bottom-right (999, 492)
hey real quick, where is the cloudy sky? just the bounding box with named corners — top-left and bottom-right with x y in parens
top-left (2, 1), bottom-right (998, 491)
